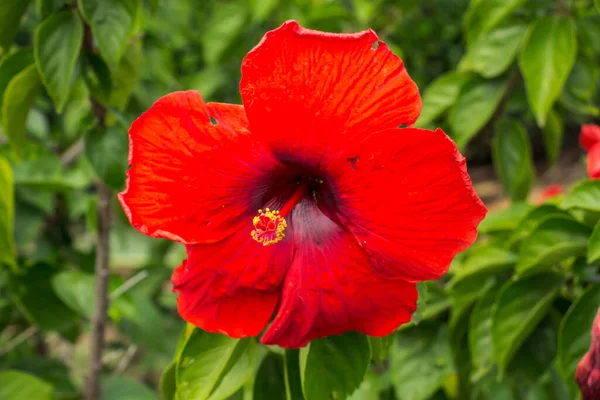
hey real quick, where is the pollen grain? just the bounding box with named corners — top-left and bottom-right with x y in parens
top-left (251, 208), bottom-right (287, 246)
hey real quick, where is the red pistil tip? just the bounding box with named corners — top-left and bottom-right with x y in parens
top-left (251, 208), bottom-right (287, 246)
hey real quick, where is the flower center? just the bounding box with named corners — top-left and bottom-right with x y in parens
top-left (251, 181), bottom-right (309, 246)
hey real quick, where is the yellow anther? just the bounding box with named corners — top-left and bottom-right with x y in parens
top-left (251, 208), bottom-right (287, 246)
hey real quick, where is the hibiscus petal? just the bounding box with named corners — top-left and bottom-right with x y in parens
top-left (119, 91), bottom-right (280, 244)
top-left (588, 143), bottom-right (600, 179)
top-left (261, 200), bottom-right (417, 348)
top-left (326, 127), bottom-right (487, 282)
top-left (240, 20), bottom-right (421, 168)
top-left (580, 124), bottom-right (600, 152)
top-left (173, 222), bottom-right (294, 337)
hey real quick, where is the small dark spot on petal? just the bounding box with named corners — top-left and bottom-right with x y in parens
top-left (347, 156), bottom-right (359, 170)
top-left (371, 41), bottom-right (380, 50)
top-left (209, 115), bottom-right (218, 125)
top-left (316, 241), bottom-right (321, 248)
top-left (399, 123), bottom-right (408, 128)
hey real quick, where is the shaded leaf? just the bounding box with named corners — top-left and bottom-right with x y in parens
top-left (159, 362), bottom-right (176, 400)
top-left (301, 332), bottom-right (370, 400)
top-left (0, 0), bottom-right (33, 52)
top-left (0, 49), bottom-right (34, 119)
top-left (542, 109), bottom-right (563, 165)
top-left (415, 72), bottom-right (471, 128)
top-left (519, 17), bottom-right (577, 127)
top-left (102, 376), bottom-right (158, 400)
top-left (2, 65), bottom-right (42, 149)
top-left (78, 0), bottom-right (139, 66)
top-left (491, 273), bottom-right (564, 375)
top-left (84, 125), bottom-right (128, 189)
top-left (589, 220), bottom-right (600, 263)
top-left (34, 10), bottom-right (83, 113)
top-left (449, 77), bottom-right (508, 150)
top-left (253, 353), bottom-right (286, 400)
top-left (516, 216), bottom-right (590, 276)
top-left (284, 349), bottom-right (304, 400)
top-left (492, 117), bottom-right (534, 201)
top-left (557, 284), bottom-right (600, 398)
top-left (390, 322), bottom-right (453, 400)
top-left (469, 284), bottom-right (501, 380)
top-left (109, 39), bottom-right (143, 110)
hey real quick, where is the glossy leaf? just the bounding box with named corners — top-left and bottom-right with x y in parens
top-left (452, 245), bottom-right (516, 284)
top-left (558, 284), bottom-right (600, 397)
top-left (516, 216), bottom-right (590, 276)
top-left (0, 49), bottom-right (34, 118)
top-left (102, 376), bottom-right (158, 400)
top-left (561, 180), bottom-right (600, 212)
top-left (519, 16), bottom-right (577, 127)
top-left (491, 273), bottom-right (564, 375)
top-left (301, 332), bottom-right (370, 400)
top-left (176, 329), bottom-right (256, 400)
top-left (2, 65), bottom-right (42, 149)
top-left (78, 0), bottom-right (139, 66)
top-left (589, 221), bottom-right (600, 263)
top-left (463, 0), bottom-right (526, 44)
top-left (34, 11), bottom-right (83, 114)
top-left (0, 0), bottom-right (33, 52)
top-left (0, 157), bottom-right (15, 269)
top-left (477, 202), bottom-right (532, 234)
top-left (542, 109), bottom-right (563, 165)
top-left (492, 117), bottom-right (534, 201)
top-left (0, 370), bottom-right (53, 400)
top-left (449, 77), bottom-right (508, 150)
top-left (415, 72), bottom-right (471, 128)
top-left (84, 125), bottom-right (129, 189)
top-left (390, 322), bottom-right (454, 400)
top-left (469, 285), bottom-right (500, 380)
top-left (459, 22), bottom-right (527, 78)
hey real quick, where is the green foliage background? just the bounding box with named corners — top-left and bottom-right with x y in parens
top-left (0, 0), bottom-right (600, 399)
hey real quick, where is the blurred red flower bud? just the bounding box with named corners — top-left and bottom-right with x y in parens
top-left (576, 307), bottom-right (600, 400)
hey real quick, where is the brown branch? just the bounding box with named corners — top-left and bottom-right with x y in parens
top-left (83, 20), bottom-right (113, 400)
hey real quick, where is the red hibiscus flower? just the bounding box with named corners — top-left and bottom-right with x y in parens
top-left (535, 184), bottom-right (564, 204)
top-left (576, 307), bottom-right (600, 400)
top-left (118, 21), bottom-right (487, 348)
top-left (580, 124), bottom-right (600, 179)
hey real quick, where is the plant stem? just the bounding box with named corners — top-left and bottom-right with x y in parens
top-left (83, 21), bottom-right (113, 400)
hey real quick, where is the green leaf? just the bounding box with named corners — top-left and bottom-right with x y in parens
top-left (12, 154), bottom-right (91, 190)
top-left (35, 0), bottom-right (67, 18)
top-left (347, 371), bottom-right (384, 400)
top-left (160, 362), bottom-right (176, 400)
top-left (469, 285), bottom-right (501, 380)
top-left (0, 157), bottom-right (15, 269)
top-left (253, 353), bottom-right (286, 400)
top-left (84, 125), bottom-right (128, 189)
top-left (557, 284), bottom-right (600, 397)
top-left (390, 322), bottom-right (454, 400)
top-left (414, 72), bottom-right (471, 128)
top-left (596, 0), bottom-right (600, 14)
top-left (459, 22), bottom-right (527, 78)
top-left (369, 334), bottom-right (394, 364)
top-left (0, 0), bottom-right (33, 52)
top-left (562, 180), bottom-right (600, 212)
top-left (519, 17), bottom-right (577, 127)
top-left (284, 349), bottom-right (304, 400)
top-left (34, 10), bottom-right (83, 113)
top-left (448, 77), bottom-right (508, 150)
top-left (507, 204), bottom-right (571, 248)
top-left (492, 117), bottom-right (534, 201)
top-left (176, 330), bottom-right (256, 400)
top-left (301, 332), bottom-right (370, 400)
top-left (248, 0), bottom-right (278, 22)
top-left (542, 109), bottom-right (563, 165)
top-left (102, 376), bottom-right (158, 400)
top-left (452, 244), bottom-right (516, 284)
top-left (565, 56), bottom-right (599, 101)
top-left (109, 39), bottom-right (143, 110)
top-left (463, 0), bottom-right (526, 45)
top-left (0, 370), bottom-right (53, 400)
top-left (5, 357), bottom-right (78, 400)
top-left (478, 202), bottom-right (532, 234)
top-left (516, 216), bottom-right (590, 276)
top-left (6, 263), bottom-right (79, 332)
top-left (0, 49), bottom-right (34, 119)
top-left (589, 221), bottom-right (600, 263)
top-left (82, 51), bottom-right (113, 104)
top-left (2, 64), bottom-right (42, 149)
top-left (491, 273), bottom-right (564, 375)
top-left (51, 270), bottom-right (95, 318)
top-left (78, 0), bottom-right (139, 67)
top-left (202, 3), bottom-right (249, 65)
